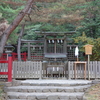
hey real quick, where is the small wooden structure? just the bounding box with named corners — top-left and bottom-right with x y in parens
top-left (20, 31), bottom-right (76, 61)
top-left (40, 32), bottom-right (74, 77)
top-left (21, 39), bottom-right (44, 61)
top-left (19, 31), bottom-right (77, 78)
top-left (74, 61), bottom-right (87, 80)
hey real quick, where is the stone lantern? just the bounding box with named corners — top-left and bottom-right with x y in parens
top-left (4, 44), bottom-right (14, 82)
top-left (4, 44), bottom-right (14, 54)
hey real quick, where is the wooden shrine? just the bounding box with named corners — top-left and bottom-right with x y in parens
top-left (19, 31), bottom-right (76, 78)
top-left (35, 31), bottom-right (75, 77)
top-left (20, 31), bottom-right (76, 61)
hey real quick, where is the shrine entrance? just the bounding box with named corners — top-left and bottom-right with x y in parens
top-left (41, 32), bottom-right (74, 78)
top-left (20, 31), bottom-right (76, 79)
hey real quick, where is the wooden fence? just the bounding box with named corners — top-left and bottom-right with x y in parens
top-left (0, 55), bottom-right (12, 82)
top-left (0, 61), bottom-right (100, 79)
top-left (68, 61), bottom-right (100, 79)
top-left (13, 61), bottom-right (42, 79)
top-left (0, 61), bottom-right (42, 79)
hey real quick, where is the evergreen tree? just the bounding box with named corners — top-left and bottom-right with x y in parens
top-left (76, 0), bottom-right (100, 38)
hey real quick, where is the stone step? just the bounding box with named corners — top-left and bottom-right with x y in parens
top-left (5, 85), bottom-right (91, 93)
top-left (7, 92), bottom-right (84, 100)
top-left (5, 80), bottom-right (92, 100)
top-left (19, 80), bottom-right (91, 86)
top-left (8, 99), bottom-right (26, 100)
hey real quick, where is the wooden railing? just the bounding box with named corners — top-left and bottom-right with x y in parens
top-left (0, 61), bottom-right (100, 79)
top-left (0, 54), bottom-right (12, 82)
top-left (0, 52), bottom-right (27, 61)
top-left (13, 61), bottom-right (42, 79)
top-left (68, 61), bottom-right (100, 79)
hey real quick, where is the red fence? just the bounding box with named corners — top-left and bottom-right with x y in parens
top-left (0, 54), bottom-right (12, 82)
top-left (0, 52), bottom-right (27, 61)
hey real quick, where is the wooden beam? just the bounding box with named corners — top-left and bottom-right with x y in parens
top-left (22, 45), bottom-right (78, 47)
top-left (22, 45), bottom-right (44, 47)
top-left (21, 39), bottom-right (44, 43)
top-left (67, 45), bottom-right (78, 47)
top-left (35, 31), bottom-right (76, 36)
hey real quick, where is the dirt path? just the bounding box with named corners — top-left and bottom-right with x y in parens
top-left (85, 83), bottom-right (100, 100)
top-left (0, 81), bottom-right (6, 100)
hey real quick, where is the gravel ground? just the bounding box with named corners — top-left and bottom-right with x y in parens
top-left (85, 83), bottom-right (100, 100)
top-left (0, 80), bottom-right (6, 100)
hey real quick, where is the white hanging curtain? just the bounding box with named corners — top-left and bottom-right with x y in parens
top-left (75, 46), bottom-right (79, 56)
top-left (75, 46), bottom-right (79, 61)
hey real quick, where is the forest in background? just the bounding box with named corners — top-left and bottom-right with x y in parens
top-left (0, 0), bottom-right (100, 60)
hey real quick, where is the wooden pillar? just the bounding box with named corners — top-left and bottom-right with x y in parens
top-left (44, 35), bottom-right (46, 55)
top-left (68, 61), bottom-right (71, 79)
top-left (28, 42), bottom-right (31, 60)
top-left (63, 36), bottom-right (67, 53)
top-left (8, 54), bottom-right (12, 82)
top-left (39, 61), bottom-right (42, 79)
top-left (54, 39), bottom-right (57, 61)
top-left (54, 39), bottom-right (56, 53)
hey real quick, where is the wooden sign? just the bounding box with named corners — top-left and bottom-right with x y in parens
top-left (84, 44), bottom-right (93, 55)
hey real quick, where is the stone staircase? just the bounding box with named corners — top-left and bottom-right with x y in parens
top-left (4, 80), bottom-right (92, 100)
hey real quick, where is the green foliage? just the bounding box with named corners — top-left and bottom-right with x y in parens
top-left (76, 0), bottom-right (100, 38)
top-left (7, 32), bottom-right (18, 44)
top-left (0, 13), bottom-right (2, 18)
top-left (0, 3), bottom-right (24, 45)
top-left (23, 24), bottom-right (42, 40)
top-left (39, 23), bottom-right (75, 32)
top-left (0, 3), bottom-right (24, 22)
top-left (73, 33), bottom-right (100, 61)
top-left (91, 38), bottom-right (100, 61)
top-left (0, 0), bottom-right (100, 61)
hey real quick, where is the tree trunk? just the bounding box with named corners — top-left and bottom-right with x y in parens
top-left (17, 24), bottom-right (25, 61)
top-left (0, 0), bottom-right (34, 57)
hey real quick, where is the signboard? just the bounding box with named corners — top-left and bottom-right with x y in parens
top-left (84, 44), bottom-right (93, 55)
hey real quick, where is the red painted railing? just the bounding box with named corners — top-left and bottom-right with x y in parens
top-left (0, 54), bottom-right (12, 82)
top-left (0, 52), bottom-right (27, 61)
top-left (12, 52), bottom-right (27, 61)
top-left (0, 53), bottom-right (7, 60)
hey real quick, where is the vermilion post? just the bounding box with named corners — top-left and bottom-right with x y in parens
top-left (8, 54), bottom-right (12, 82)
